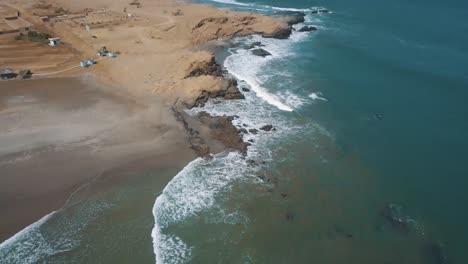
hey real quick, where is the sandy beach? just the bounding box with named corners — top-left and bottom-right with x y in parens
top-left (0, 77), bottom-right (195, 241)
top-left (0, 0), bottom-right (292, 247)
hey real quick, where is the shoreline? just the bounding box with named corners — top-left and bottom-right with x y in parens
top-left (0, 0), bottom-right (308, 249)
top-left (0, 77), bottom-right (195, 242)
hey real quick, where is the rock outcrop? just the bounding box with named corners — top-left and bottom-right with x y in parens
top-left (197, 111), bottom-right (250, 154)
top-left (263, 11), bottom-right (306, 39)
top-left (171, 106), bottom-right (211, 158)
top-left (251, 48), bottom-right (272, 57)
top-left (298, 25), bottom-right (317, 32)
top-left (248, 41), bottom-right (264, 49)
top-left (262, 27), bottom-right (292, 39)
top-left (185, 56), bottom-right (222, 78)
top-left (260, 125), bottom-right (274, 131)
top-left (274, 11), bottom-right (306, 26)
top-left (189, 78), bottom-right (244, 108)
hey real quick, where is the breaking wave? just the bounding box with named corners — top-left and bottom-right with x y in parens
top-left (151, 9), bottom-right (322, 264)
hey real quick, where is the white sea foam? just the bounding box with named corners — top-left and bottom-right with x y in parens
top-left (224, 35), bottom-right (298, 112)
top-left (208, 0), bottom-right (331, 16)
top-left (152, 153), bottom-right (255, 263)
top-left (209, 0), bottom-right (252, 6)
top-left (0, 195), bottom-right (112, 263)
top-left (0, 211), bottom-right (56, 263)
top-left (309, 92), bottom-right (328, 101)
top-left (225, 56), bottom-right (294, 111)
top-left (151, 3), bottom-right (327, 263)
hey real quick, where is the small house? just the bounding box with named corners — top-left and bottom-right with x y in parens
top-left (48, 37), bottom-right (61, 46)
top-left (0, 68), bottom-right (17, 80)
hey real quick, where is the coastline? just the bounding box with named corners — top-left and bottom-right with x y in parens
top-left (0, 0), bottom-right (309, 260)
top-left (1, 0), bottom-right (464, 263)
top-left (0, 77), bottom-right (195, 241)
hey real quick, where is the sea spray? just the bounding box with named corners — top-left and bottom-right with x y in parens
top-left (151, 28), bottom-right (321, 264)
top-left (152, 153), bottom-right (254, 263)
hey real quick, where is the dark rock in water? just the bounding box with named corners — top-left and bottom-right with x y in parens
top-left (272, 11), bottom-right (306, 26)
top-left (381, 203), bottom-right (410, 234)
top-left (286, 212), bottom-right (295, 221)
top-left (241, 87), bottom-right (250, 92)
top-left (247, 159), bottom-right (256, 165)
top-left (427, 242), bottom-right (451, 264)
top-left (251, 48), bottom-right (272, 57)
top-left (239, 128), bottom-right (248, 134)
top-left (249, 129), bottom-right (258, 134)
top-left (248, 41), bottom-right (264, 49)
top-left (298, 25), bottom-right (317, 32)
top-left (248, 139), bottom-right (254, 143)
top-left (262, 27), bottom-right (292, 39)
top-left (281, 193), bottom-right (288, 198)
top-left (311, 9), bottom-right (330, 14)
top-left (260, 125), bottom-right (273, 131)
top-left (286, 14), bottom-right (305, 26)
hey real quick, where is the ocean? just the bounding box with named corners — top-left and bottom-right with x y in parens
top-left (1, 0), bottom-right (467, 263)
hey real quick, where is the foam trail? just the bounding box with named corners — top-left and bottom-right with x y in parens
top-left (269, 6), bottom-right (316, 12)
top-left (0, 212), bottom-right (57, 264)
top-left (228, 67), bottom-right (293, 112)
top-left (152, 153), bottom-right (253, 264)
top-left (309, 92), bottom-right (328, 101)
top-left (209, 0), bottom-right (252, 6)
top-left (0, 211), bottom-right (56, 248)
top-left (224, 46), bottom-right (294, 112)
top-left (208, 0), bottom-right (329, 13)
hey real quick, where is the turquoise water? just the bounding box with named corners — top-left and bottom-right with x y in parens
top-left (185, 0), bottom-right (468, 262)
top-left (1, 0), bottom-right (467, 263)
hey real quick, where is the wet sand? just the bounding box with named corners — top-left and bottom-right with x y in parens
top-left (0, 77), bottom-right (194, 241)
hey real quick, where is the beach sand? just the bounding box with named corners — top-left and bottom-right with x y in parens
top-left (0, 0), bottom-right (290, 244)
top-left (0, 77), bottom-right (194, 241)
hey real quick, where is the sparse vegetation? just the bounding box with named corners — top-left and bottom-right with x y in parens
top-left (129, 1), bottom-right (141, 8)
top-left (15, 31), bottom-right (52, 43)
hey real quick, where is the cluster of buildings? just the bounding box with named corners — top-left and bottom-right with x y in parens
top-left (0, 5), bottom-right (36, 35)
